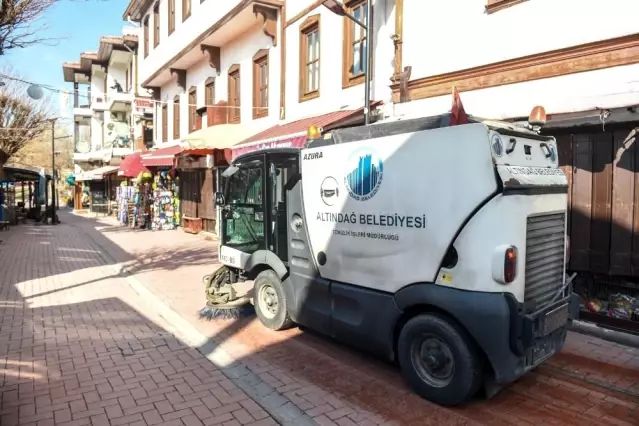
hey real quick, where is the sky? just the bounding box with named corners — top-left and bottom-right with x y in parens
top-left (0, 0), bottom-right (132, 120)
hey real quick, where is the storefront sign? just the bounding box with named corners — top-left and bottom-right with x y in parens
top-left (134, 98), bottom-right (154, 115)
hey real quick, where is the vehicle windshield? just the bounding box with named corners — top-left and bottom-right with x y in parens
top-left (222, 160), bottom-right (265, 251)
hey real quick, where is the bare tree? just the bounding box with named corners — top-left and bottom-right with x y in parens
top-left (0, 67), bottom-right (55, 179)
top-left (0, 0), bottom-right (59, 54)
top-left (11, 122), bottom-right (72, 171)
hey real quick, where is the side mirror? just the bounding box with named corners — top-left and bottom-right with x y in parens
top-left (215, 192), bottom-right (225, 206)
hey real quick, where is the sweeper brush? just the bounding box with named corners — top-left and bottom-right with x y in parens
top-left (199, 265), bottom-right (254, 320)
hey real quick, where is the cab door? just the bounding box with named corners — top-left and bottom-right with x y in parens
top-left (266, 153), bottom-right (299, 262)
top-left (272, 152), bottom-right (332, 335)
top-left (221, 154), bottom-right (267, 254)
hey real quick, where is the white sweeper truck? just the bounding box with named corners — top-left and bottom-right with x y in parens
top-left (206, 105), bottom-right (578, 406)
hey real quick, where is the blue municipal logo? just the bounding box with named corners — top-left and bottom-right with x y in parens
top-left (345, 149), bottom-right (384, 201)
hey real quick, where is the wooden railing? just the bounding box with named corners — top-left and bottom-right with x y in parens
top-left (206, 101), bottom-right (230, 127)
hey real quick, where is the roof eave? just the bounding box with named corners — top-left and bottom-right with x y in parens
top-left (122, 0), bottom-right (153, 21)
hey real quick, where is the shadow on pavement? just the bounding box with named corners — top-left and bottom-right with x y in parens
top-left (6, 209), bottom-right (637, 426)
top-left (0, 296), bottom-right (273, 426)
top-left (0, 210), bottom-right (215, 288)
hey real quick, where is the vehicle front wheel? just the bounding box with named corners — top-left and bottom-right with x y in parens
top-left (253, 270), bottom-right (294, 331)
top-left (397, 313), bottom-right (484, 406)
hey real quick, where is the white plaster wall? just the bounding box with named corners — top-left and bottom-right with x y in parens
top-left (141, 0), bottom-right (246, 82)
top-left (90, 70), bottom-right (106, 102)
top-left (153, 25), bottom-right (280, 146)
top-left (284, 0), bottom-right (395, 121)
top-left (88, 68), bottom-right (106, 151)
top-left (106, 66), bottom-right (127, 97)
top-left (389, 63), bottom-right (639, 121)
top-left (90, 115), bottom-right (103, 151)
top-left (402, 0), bottom-right (639, 81)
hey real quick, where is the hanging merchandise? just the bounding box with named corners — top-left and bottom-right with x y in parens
top-left (150, 169), bottom-right (179, 230)
top-left (116, 185), bottom-right (136, 226)
top-left (134, 173), bottom-right (154, 229)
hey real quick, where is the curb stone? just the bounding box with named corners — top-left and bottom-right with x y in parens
top-left (569, 319), bottom-right (639, 349)
top-left (72, 221), bottom-right (319, 426)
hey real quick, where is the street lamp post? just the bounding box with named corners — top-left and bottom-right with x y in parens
top-left (323, 0), bottom-right (372, 125)
top-left (50, 118), bottom-right (57, 224)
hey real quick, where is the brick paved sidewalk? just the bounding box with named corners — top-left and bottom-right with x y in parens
top-left (70, 211), bottom-right (639, 426)
top-left (0, 218), bottom-right (276, 426)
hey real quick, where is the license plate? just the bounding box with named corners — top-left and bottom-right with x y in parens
top-left (542, 303), bottom-right (569, 336)
top-left (531, 339), bottom-right (555, 364)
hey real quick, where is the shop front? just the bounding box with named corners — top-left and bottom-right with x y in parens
top-left (0, 165), bottom-right (50, 224)
top-left (176, 148), bottom-right (231, 234)
top-left (117, 152), bottom-right (152, 228)
top-left (140, 145), bottom-right (182, 231)
top-left (175, 123), bottom-right (264, 236)
top-left (230, 106), bottom-right (377, 160)
top-left (73, 165), bottom-right (120, 215)
top-left (543, 109), bottom-right (639, 335)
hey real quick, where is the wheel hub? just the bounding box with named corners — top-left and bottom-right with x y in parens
top-left (424, 348), bottom-right (447, 372)
top-left (411, 335), bottom-right (456, 388)
top-left (258, 285), bottom-right (279, 319)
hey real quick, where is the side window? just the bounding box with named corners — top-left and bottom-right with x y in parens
top-left (271, 155), bottom-right (299, 204)
top-left (228, 165), bottom-right (263, 205)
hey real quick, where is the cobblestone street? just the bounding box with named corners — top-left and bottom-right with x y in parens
top-left (1, 211), bottom-right (638, 426)
top-left (0, 215), bottom-right (275, 426)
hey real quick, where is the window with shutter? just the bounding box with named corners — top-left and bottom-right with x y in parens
top-left (252, 50), bottom-right (269, 119)
top-left (173, 95), bottom-right (180, 139)
top-left (299, 15), bottom-right (320, 102)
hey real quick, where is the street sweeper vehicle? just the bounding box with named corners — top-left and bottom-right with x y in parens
top-left (208, 108), bottom-right (576, 406)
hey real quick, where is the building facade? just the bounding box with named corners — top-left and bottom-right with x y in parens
top-left (390, 0), bottom-right (639, 332)
top-left (125, 0), bottom-right (287, 148)
top-left (62, 30), bottom-right (150, 175)
top-left (389, 0), bottom-right (639, 123)
top-left (282, 0), bottom-right (395, 122)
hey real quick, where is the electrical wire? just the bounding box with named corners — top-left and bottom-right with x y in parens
top-left (0, 128), bottom-right (51, 131)
top-left (0, 72), bottom-right (261, 109)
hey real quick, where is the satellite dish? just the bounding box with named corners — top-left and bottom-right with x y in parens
top-left (27, 84), bottom-right (44, 100)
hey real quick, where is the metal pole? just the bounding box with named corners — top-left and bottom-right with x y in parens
top-left (363, 0), bottom-right (372, 125)
top-left (51, 119), bottom-right (57, 225)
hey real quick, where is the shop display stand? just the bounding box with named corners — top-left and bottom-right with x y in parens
top-left (578, 279), bottom-right (639, 335)
top-left (152, 189), bottom-right (176, 230)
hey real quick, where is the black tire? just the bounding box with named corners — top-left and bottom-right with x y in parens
top-left (397, 313), bottom-right (484, 406)
top-left (253, 270), bottom-right (294, 331)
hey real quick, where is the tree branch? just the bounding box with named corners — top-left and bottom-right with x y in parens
top-left (0, 0), bottom-right (60, 55)
top-left (0, 65), bottom-right (55, 166)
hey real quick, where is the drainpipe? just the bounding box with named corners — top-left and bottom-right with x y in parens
top-left (127, 16), bottom-right (140, 28)
top-left (122, 41), bottom-right (139, 150)
top-left (121, 42), bottom-right (138, 97)
top-left (133, 49), bottom-right (138, 97)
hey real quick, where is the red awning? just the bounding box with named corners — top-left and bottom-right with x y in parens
top-left (140, 145), bottom-right (182, 167)
top-left (118, 152), bottom-right (149, 178)
top-left (232, 103), bottom-right (382, 159)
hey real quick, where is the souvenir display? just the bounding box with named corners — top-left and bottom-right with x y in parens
top-left (116, 185), bottom-right (136, 226)
top-left (581, 292), bottom-right (639, 322)
top-left (150, 170), bottom-right (179, 230)
top-left (152, 189), bottom-right (176, 230)
top-left (115, 170), bottom-right (179, 231)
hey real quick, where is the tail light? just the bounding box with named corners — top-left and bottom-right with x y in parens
top-left (504, 246), bottom-right (518, 283)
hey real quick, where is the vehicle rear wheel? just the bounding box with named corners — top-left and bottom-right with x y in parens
top-left (254, 269), bottom-right (294, 331)
top-left (397, 313), bottom-right (484, 406)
